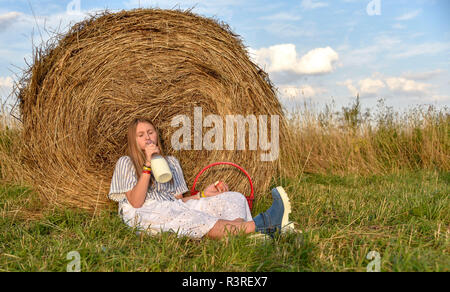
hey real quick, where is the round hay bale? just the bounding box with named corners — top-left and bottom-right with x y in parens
top-left (15, 8), bottom-right (289, 212)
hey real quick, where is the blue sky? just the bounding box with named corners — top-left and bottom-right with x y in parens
top-left (0, 0), bottom-right (449, 114)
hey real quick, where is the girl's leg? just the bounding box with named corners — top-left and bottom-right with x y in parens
top-left (185, 192), bottom-right (252, 222)
top-left (206, 219), bottom-right (255, 239)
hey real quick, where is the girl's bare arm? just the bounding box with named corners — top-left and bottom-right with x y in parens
top-left (175, 192), bottom-right (200, 202)
top-left (126, 172), bottom-right (151, 208)
top-left (127, 143), bottom-right (159, 208)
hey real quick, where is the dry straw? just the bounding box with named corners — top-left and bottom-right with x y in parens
top-left (8, 8), bottom-right (290, 212)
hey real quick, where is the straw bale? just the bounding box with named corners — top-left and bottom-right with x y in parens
top-left (14, 8), bottom-right (288, 212)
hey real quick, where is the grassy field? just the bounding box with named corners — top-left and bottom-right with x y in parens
top-left (0, 170), bottom-right (448, 272)
top-left (0, 98), bottom-right (449, 271)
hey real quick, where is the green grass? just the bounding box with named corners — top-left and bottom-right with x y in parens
top-left (0, 170), bottom-right (449, 272)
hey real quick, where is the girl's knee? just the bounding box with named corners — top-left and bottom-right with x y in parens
top-left (234, 192), bottom-right (248, 204)
top-left (222, 191), bottom-right (246, 202)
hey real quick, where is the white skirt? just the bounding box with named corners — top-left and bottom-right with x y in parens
top-left (118, 192), bottom-right (253, 238)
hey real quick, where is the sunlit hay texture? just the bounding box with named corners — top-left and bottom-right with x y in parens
top-left (15, 8), bottom-right (289, 212)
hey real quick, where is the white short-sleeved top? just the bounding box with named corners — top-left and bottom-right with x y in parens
top-left (108, 155), bottom-right (189, 203)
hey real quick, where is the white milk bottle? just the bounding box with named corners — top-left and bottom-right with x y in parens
top-left (146, 141), bottom-right (173, 183)
top-left (151, 154), bottom-right (173, 183)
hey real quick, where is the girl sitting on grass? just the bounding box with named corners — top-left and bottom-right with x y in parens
top-left (108, 117), bottom-right (292, 239)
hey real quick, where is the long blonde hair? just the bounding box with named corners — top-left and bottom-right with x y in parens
top-left (126, 117), bottom-right (166, 183)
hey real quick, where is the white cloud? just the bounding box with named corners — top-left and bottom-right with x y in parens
top-left (278, 84), bottom-right (326, 99)
top-left (337, 78), bottom-right (385, 97)
top-left (0, 11), bottom-right (21, 22)
top-left (358, 78), bottom-right (385, 95)
top-left (279, 86), bottom-right (302, 99)
top-left (0, 11), bottom-right (22, 32)
top-left (395, 9), bottom-right (422, 21)
top-left (0, 76), bottom-right (13, 89)
top-left (385, 77), bottom-right (431, 94)
top-left (337, 79), bottom-right (358, 97)
top-left (338, 74), bottom-right (433, 98)
top-left (300, 0), bottom-right (329, 10)
top-left (297, 47), bottom-right (339, 74)
top-left (0, 76), bottom-right (14, 102)
top-left (249, 44), bottom-right (339, 75)
top-left (300, 84), bottom-right (327, 98)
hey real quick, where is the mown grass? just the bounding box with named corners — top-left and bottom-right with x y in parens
top-left (0, 170), bottom-right (448, 272)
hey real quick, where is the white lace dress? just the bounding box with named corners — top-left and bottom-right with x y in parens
top-left (108, 155), bottom-right (253, 238)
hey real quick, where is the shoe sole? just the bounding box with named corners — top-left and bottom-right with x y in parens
top-left (273, 186), bottom-right (292, 228)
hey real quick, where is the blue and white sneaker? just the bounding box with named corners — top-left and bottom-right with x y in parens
top-left (253, 186), bottom-right (292, 237)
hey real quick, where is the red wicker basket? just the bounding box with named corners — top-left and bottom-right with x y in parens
top-left (190, 162), bottom-right (255, 210)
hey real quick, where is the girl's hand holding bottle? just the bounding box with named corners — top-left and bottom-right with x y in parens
top-left (144, 141), bottom-right (160, 164)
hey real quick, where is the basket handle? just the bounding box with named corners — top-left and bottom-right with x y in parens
top-left (190, 162), bottom-right (254, 210)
